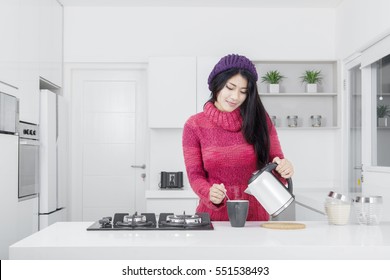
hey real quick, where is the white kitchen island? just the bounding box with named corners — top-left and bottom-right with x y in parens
top-left (9, 221), bottom-right (390, 260)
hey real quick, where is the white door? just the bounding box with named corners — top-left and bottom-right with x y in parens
top-left (71, 68), bottom-right (147, 221)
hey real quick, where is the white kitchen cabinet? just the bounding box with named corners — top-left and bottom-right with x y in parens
top-left (17, 67), bottom-right (40, 124)
top-left (17, 197), bottom-right (39, 242)
top-left (0, 0), bottom-right (19, 88)
top-left (0, 134), bottom-right (19, 259)
top-left (196, 56), bottom-right (220, 112)
top-left (148, 57), bottom-right (196, 128)
top-left (18, 0), bottom-right (41, 123)
top-left (39, 0), bottom-right (63, 87)
top-left (16, 0), bottom-right (63, 124)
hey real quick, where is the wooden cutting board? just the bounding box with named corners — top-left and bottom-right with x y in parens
top-left (260, 222), bottom-right (306, 230)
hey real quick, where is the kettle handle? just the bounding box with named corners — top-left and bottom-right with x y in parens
top-left (263, 162), bottom-right (293, 195)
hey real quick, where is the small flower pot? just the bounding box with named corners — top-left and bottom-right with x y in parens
top-left (378, 117), bottom-right (388, 127)
top-left (306, 84), bottom-right (317, 93)
top-left (268, 84), bottom-right (280, 93)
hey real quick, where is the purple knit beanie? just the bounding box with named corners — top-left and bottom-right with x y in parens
top-left (208, 54), bottom-right (258, 90)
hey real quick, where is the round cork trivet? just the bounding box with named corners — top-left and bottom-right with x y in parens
top-left (260, 222), bottom-right (306, 230)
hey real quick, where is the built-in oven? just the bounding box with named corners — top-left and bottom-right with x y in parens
top-left (18, 121), bottom-right (39, 200)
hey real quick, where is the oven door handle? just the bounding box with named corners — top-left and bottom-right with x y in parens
top-left (19, 139), bottom-right (40, 146)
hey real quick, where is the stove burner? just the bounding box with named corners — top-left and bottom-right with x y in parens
top-left (159, 211), bottom-right (209, 228)
top-left (166, 212), bottom-right (202, 225)
top-left (124, 213), bottom-right (146, 223)
top-left (115, 212), bottom-right (154, 228)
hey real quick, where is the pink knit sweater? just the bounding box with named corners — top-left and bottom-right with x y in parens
top-left (182, 102), bottom-right (284, 221)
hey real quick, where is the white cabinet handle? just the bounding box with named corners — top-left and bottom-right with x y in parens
top-left (131, 164), bottom-right (146, 169)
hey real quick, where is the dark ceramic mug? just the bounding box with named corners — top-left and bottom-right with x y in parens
top-left (227, 200), bottom-right (249, 227)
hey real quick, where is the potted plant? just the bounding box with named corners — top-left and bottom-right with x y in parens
top-left (377, 104), bottom-right (390, 127)
top-left (300, 70), bottom-right (323, 93)
top-left (261, 70), bottom-right (285, 93)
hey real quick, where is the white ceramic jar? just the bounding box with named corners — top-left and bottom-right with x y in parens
top-left (324, 191), bottom-right (352, 225)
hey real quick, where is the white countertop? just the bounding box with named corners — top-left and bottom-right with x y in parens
top-left (9, 221), bottom-right (390, 260)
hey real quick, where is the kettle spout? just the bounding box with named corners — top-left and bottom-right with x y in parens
top-left (244, 187), bottom-right (251, 195)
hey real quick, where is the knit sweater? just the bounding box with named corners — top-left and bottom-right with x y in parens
top-left (182, 102), bottom-right (284, 221)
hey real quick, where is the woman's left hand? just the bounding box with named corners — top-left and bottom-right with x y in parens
top-left (272, 157), bottom-right (294, 179)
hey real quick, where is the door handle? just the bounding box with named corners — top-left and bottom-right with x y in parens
top-left (131, 164), bottom-right (146, 169)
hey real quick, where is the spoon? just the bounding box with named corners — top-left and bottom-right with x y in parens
top-left (224, 190), bottom-right (231, 201)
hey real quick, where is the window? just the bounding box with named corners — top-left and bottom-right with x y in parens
top-left (373, 54), bottom-right (390, 167)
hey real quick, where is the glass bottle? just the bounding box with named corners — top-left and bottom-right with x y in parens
top-left (287, 115), bottom-right (298, 127)
top-left (311, 115), bottom-right (322, 127)
top-left (271, 115), bottom-right (277, 127)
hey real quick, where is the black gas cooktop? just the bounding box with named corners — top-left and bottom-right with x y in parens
top-left (86, 212), bottom-right (214, 231)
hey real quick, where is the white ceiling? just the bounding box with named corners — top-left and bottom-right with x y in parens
top-left (58, 0), bottom-right (344, 8)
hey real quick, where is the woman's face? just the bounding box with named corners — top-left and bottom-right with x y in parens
top-left (215, 73), bottom-right (248, 112)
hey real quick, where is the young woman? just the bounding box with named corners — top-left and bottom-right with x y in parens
top-left (182, 54), bottom-right (294, 221)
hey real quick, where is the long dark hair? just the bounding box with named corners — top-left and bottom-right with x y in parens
top-left (208, 68), bottom-right (270, 169)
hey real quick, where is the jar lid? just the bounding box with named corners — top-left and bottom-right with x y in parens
top-left (327, 191), bottom-right (351, 203)
top-left (354, 196), bottom-right (383, 204)
top-left (287, 115), bottom-right (298, 119)
top-left (310, 115), bottom-right (322, 118)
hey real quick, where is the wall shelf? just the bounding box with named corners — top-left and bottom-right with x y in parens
top-left (260, 92), bottom-right (337, 96)
top-left (255, 60), bottom-right (340, 128)
top-left (276, 127), bottom-right (340, 130)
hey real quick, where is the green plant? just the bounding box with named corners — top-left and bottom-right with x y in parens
top-left (377, 104), bottom-right (390, 118)
top-left (261, 70), bottom-right (285, 84)
top-left (300, 70), bottom-right (323, 84)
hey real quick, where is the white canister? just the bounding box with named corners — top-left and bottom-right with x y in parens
top-left (324, 191), bottom-right (352, 225)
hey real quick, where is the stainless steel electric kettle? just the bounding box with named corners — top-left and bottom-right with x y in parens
top-left (245, 162), bottom-right (294, 217)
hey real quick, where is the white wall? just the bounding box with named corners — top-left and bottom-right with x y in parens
top-left (335, 0), bottom-right (390, 59)
top-left (64, 7), bottom-right (336, 61)
top-left (278, 129), bottom-right (340, 190)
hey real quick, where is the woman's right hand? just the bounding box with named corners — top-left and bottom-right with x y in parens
top-left (209, 183), bottom-right (227, 205)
